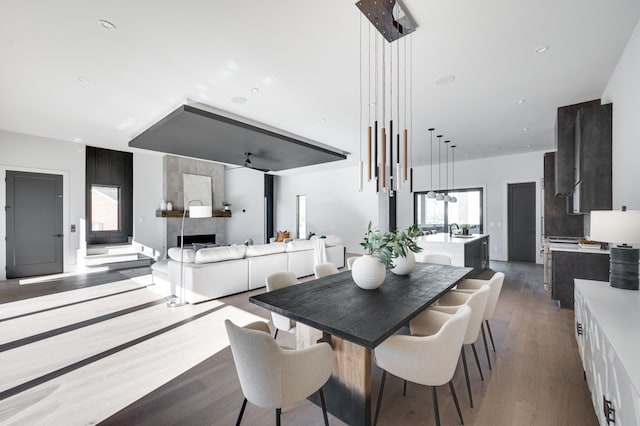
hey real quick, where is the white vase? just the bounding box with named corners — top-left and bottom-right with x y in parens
top-left (351, 254), bottom-right (386, 290)
top-left (391, 250), bottom-right (416, 275)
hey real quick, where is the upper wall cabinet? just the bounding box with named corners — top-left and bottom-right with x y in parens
top-left (572, 103), bottom-right (612, 214)
top-left (555, 99), bottom-right (601, 196)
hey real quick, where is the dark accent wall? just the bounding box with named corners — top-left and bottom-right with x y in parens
top-left (264, 174), bottom-right (274, 242)
top-left (85, 146), bottom-right (133, 245)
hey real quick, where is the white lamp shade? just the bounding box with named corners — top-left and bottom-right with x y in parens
top-left (590, 210), bottom-right (640, 244)
top-left (189, 205), bottom-right (211, 218)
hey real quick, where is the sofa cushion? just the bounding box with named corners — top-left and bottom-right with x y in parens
top-left (246, 242), bottom-right (286, 257)
top-left (192, 243), bottom-right (219, 251)
top-left (285, 239), bottom-right (315, 252)
top-left (168, 247), bottom-right (196, 263)
top-left (195, 245), bottom-right (247, 264)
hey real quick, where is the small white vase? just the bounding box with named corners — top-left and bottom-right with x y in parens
top-left (351, 254), bottom-right (386, 290)
top-left (391, 250), bottom-right (416, 275)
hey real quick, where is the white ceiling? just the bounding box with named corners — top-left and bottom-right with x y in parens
top-left (1, 0), bottom-right (639, 169)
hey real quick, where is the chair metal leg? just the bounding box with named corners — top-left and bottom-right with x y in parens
top-left (449, 381), bottom-right (464, 425)
top-left (432, 386), bottom-right (441, 426)
top-left (403, 379), bottom-right (407, 396)
top-left (319, 388), bottom-right (329, 426)
top-left (276, 408), bottom-right (281, 426)
top-left (236, 398), bottom-right (247, 426)
top-left (486, 320), bottom-right (496, 352)
top-left (373, 370), bottom-right (387, 426)
top-left (273, 329), bottom-right (279, 340)
top-left (471, 343), bottom-right (484, 380)
top-left (481, 323), bottom-right (492, 370)
top-left (461, 348), bottom-right (473, 408)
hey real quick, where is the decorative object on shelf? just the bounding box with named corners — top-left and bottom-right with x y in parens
top-left (222, 201), bottom-right (231, 211)
top-left (589, 207), bottom-right (640, 290)
top-left (357, 0), bottom-right (415, 194)
top-left (166, 201), bottom-right (173, 211)
top-left (167, 200), bottom-right (212, 307)
top-left (461, 224), bottom-right (471, 235)
top-left (352, 221), bottom-right (394, 289)
top-left (450, 145), bottom-right (458, 203)
top-left (390, 224), bottom-right (423, 275)
top-left (183, 173), bottom-right (212, 209)
top-left (436, 135), bottom-right (445, 201)
top-left (160, 200), bottom-right (167, 211)
top-left (426, 128), bottom-right (436, 199)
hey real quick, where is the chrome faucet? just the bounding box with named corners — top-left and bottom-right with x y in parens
top-left (449, 223), bottom-right (459, 236)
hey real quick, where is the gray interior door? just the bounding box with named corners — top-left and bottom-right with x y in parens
top-left (6, 171), bottom-right (63, 278)
top-left (508, 182), bottom-right (536, 263)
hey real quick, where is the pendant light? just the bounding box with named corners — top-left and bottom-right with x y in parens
top-left (444, 140), bottom-right (451, 202)
top-left (426, 128), bottom-right (436, 199)
top-left (435, 134), bottom-right (444, 201)
top-left (450, 145), bottom-right (458, 203)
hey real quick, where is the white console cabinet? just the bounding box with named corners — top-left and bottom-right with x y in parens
top-left (574, 280), bottom-right (640, 425)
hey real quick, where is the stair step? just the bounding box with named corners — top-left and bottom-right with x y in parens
top-left (85, 257), bottom-right (152, 271)
top-left (86, 243), bottom-right (136, 256)
top-left (83, 252), bottom-right (140, 266)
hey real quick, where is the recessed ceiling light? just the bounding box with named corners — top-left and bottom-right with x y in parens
top-left (250, 87), bottom-right (260, 93)
top-left (73, 137), bottom-right (84, 143)
top-left (231, 96), bottom-right (247, 104)
top-left (319, 118), bottom-right (326, 123)
top-left (76, 76), bottom-right (89, 84)
top-left (98, 20), bottom-right (116, 31)
top-left (535, 45), bottom-right (550, 54)
top-left (521, 127), bottom-right (530, 132)
top-left (435, 75), bottom-right (456, 86)
top-left (514, 99), bottom-right (525, 104)
top-left (526, 144), bottom-right (533, 148)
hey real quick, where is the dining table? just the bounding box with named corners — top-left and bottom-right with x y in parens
top-left (249, 262), bottom-right (473, 426)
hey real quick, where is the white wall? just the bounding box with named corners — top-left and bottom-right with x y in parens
top-left (0, 130), bottom-right (85, 279)
top-left (132, 152), bottom-right (164, 259)
top-left (275, 165), bottom-right (379, 253)
top-left (602, 19), bottom-right (640, 210)
top-left (225, 167), bottom-right (266, 244)
top-left (396, 150), bottom-right (545, 263)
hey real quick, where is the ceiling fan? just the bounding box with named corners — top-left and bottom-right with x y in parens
top-left (226, 152), bottom-right (270, 172)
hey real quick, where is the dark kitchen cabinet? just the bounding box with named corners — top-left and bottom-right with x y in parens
top-left (552, 250), bottom-right (609, 308)
top-left (544, 152), bottom-right (583, 237)
top-left (555, 99), bottom-right (601, 196)
top-left (572, 103), bottom-right (612, 214)
top-left (464, 235), bottom-right (490, 277)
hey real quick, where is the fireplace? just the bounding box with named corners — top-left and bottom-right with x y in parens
top-left (177, 234), bottom-right (216, 247)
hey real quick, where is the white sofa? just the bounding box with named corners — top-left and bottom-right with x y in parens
top-left (151, 239), bottom-right (345, 304)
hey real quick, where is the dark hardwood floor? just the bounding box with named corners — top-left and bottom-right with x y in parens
top-left (0, 261), bottom-right (597, 425)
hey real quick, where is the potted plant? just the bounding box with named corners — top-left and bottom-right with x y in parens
top-left (461, 224), bottom-right (471, 235)
top-left (222, 201), bottom-right (232, 211)
top-left (390, 224), bottom-right (424, 275)
top-left (352, 222), bottom-right (395, 289)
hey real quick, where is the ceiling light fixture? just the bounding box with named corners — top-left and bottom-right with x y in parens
top-left (426, 128), bottom-right (436, 199)
top-left (521, 127), bottom-right (530, 132)
top-left (535, 45), bottom-right (550, 54)
top-left (319, 118), bottom-right (326, 123)
top-left (76, 76), bottom-right (89, 84)
top-left (250, 87), bottom-right (260, 93)
top-left (231, 96), bottom-right (247, 104)
top-left (98, 20), bottom-right (116, 31)
top-left (357, 0), bottom-right (415, 195)
top-left (450, 145), bottom-right (457, 203)
top-left (444, 140), bottom-right (451, 202)
top-left (526, 144), bottom-right (533, 148)
top-left (436, 135), bottom-right (444, 201)
top-left (514, 99), bottom-right (525, 104)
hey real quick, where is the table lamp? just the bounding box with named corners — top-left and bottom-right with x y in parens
top-left (590, 207), bottom-right (640, 290)
top-left (167, 200), bottom-right (212, 307)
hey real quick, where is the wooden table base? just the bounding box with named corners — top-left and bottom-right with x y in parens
top-left (298, 324), bottom-right (372, 425)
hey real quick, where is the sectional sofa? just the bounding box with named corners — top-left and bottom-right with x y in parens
top-left (151, 238), bottom-right (345, 303)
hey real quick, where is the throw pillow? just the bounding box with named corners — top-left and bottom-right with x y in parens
top-left (276, 230), bottom-right (290, 242)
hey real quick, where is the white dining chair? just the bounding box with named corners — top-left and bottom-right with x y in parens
top-left (411, 285), bottom-right (490, 409)
top-left (346, 257), bottom-right (358, 270)
top-left (415, 253), bottom-right (452, 265)
top-left (373, 305), bottom-right (471, 426)
top-left (315, 262), bottom-right (339, 278)
top-left (225, 319), bottom-right (333, 425)
top-left (265, 271), bottom-right (299, 340)
top-left (456, 272), bottom-right (505, 367)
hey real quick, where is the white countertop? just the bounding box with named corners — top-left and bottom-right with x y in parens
top-left (549, 243), bottom-right (609, 255)
top-left (575, 279), bottom-right (640, 394)
top-left (416, 233), bottom-right (489, 244)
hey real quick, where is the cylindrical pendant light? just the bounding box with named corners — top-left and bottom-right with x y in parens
top-left (450, 145), bottom-right (458, 203)
top-left (426, 128), bottom-right (436, 199)
top-left (444, 140), bottom-right (451, 202)
top-left (436, 135), bottom-right (444, 201)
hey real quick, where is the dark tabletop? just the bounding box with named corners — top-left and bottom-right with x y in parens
top-left (250, 263), bottom-right (473, 348)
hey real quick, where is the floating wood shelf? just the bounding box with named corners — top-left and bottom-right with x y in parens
top-left (156, 210), bottom-right (232, 218)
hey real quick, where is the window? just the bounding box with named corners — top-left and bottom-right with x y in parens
top-left (414, 188), bottom-right (483, 234)
top-left (296, 195), bottom-right (307, 239)
top-left (91, 185), bottom-right (120, 231)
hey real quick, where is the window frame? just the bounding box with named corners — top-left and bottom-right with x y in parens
top-left (90, 184), bottom-right (122, 233)
top-left (296, 194), bottom-right (307, 239)
top-left (413, 187), bottom-right (484, 234)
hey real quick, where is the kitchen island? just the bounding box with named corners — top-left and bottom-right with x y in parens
top-left (415, 233), bottom-right (490, 277)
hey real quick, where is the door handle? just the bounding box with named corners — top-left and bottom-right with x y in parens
top-left (53, 234), bottom-right (64, 237)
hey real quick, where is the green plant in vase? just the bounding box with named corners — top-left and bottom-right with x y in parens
top-left (360, 221), bottom-right (396, 269)
top-left (391, 224), bottom-right (424, 259)
top-left (222, 201), bottom-right (232, 211)
top-left (461, 224), bottom-right (471, 235)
